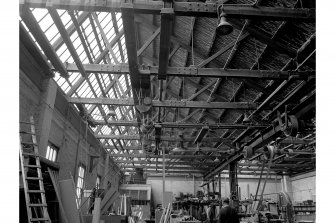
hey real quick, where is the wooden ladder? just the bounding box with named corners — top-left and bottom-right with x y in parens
top-left (19, 116), bottom-right (51, 223)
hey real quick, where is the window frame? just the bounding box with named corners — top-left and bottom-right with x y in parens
top-left (76, 164), bottom-right (86, 206)
top-left (45, 143), bottom-right (59, 162)
top-left (96, 175), bottom-right (101, 189)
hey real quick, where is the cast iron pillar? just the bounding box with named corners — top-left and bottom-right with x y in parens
top-left (229, 161), bottom-right (239, 209)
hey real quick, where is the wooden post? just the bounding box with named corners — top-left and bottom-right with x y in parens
top-left (218, 173), bottom-right (222, 208)
top-left (229, 161), bottom-right (239, 209)
top-left (207, 183), bottom-right (210, 197)
top-left (193, 175), bottom-right (195, 196)
top-left (37, 78), bottom-right (58, 157)
top-left (162, 142), bottom-right (166, 208)
top-left (103, 154), bottom-right (110, 190)
top-left (92, 197), bottom-right (101, 223)
top-left (281, 172), bottom-right (292, 196)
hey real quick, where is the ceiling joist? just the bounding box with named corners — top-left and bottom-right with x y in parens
top-left (69, 97), bottom-right (258, 109)
top-left (61, 63), bottom-right (315, 80)
top-left (21, 1), bottom-right (315, 21)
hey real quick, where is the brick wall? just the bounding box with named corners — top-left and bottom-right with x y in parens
top-left (20, 70), bottom-right (121, 213)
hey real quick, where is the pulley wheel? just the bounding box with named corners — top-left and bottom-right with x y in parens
top-left (243, 146), bottom-right (253, 159)
top-left (284, 115), bottom-right (299, 137)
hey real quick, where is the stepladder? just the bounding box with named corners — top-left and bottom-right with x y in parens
top-left (19, 116), bottom-right (51, 223)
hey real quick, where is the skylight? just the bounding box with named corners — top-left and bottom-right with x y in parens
top-left (21, 8), bottom-right (136, 166)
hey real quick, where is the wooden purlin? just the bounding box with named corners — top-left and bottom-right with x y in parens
top-left (96, 135), bottom-right (231, 142)
top-left (20, 5), bottom-right (68, 78)
top-left (94, 120), bottom-right (269, 129)
top-left (158, 7), bottom-right (174, 80)
top-left (19, 22), bottom-right (54, 78)
top-left (65, 29), bottom-right (125, 97)
top-left (61, 63), bottom-right (315, 80)
top-left (69, 97), bottom-right (258, 109)
top-left (121, 3), bottom-right (149, 127)
top-left (49, 8), bottom-right (87, 77)
top-left (52, 11), bottom-right (90, 51)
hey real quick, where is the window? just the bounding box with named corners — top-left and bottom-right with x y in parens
top-left (96, 175), bottom-right (101, 189)
top-left (46, 144), bottom-right (58, 162)
top-left (76, 164), bottom-right (86, 206)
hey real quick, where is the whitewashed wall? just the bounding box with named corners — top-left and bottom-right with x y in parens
top-left (147, 176), bottom-right (282, 206)
top-left (291, 171), bottom-right (316, 203)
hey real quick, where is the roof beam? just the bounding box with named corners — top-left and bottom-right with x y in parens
top-left (204, 93), bottom-right (316, 180)
top-left (68, 11), bottom-right (112, 99)
top-left (143, 173), bottom-right (204, 177)
top-left (48, 8), bottom-right (87, 77)
top-left (125, 164), bottom-right (297, 172)
top-left (158, 8), bottom-right (174, 80)
top-left (232, 35), bottom-right (317, 145)
top-left (144, 172), bottom-right (277, 177)
top-left (22, 1), bottom-right (315, 21)
top-left (19, 22), bottom-right (54, 78)
top-left (197, 33), bottom-right (249, 68)
top-left (194, 126), bottom-right (210, 144)
top-left (89, 15), bottom-right (108, 62)
top-left (122, 165), bottom-right (208, 171)
top-left (66, 29), bottom-right (124, 96)
top-left (110, 153), bottom-right (217, 159)
top-left (111, 12), bottom-right (125, 62)
top-left (53, 11), bottom-right (90, 51)
top-left (51, 10), bottom-right (126, 151)
top-left (61, 63), bottom-right (314, 80)
top-left (121, 3), bottom-right (150, 126)
top-left (106, 146), bottom-right (232, 153)
top-left (113, 160), bottom-right (215, 165)
top-left (69, 97), bottom-right (258, 109)
top-left (136, 15), bottom-right (268, 96)
top-left (20, 6), bottom-right (68, 78)
top-left (88, 14), bottom-right (131, 125)
top-left (68, 11), bottom-right (93, 63)
top-left (204, 154), bottom-right (244, 180)
top-left (143, 68), bottom-right (314, 80)
top-left (70, 10), bottom-right (130, 151)
top-left (87, 18), bottom-right (131, 124)
top-left (140, 170), bottom-right (206, 174)
top-left (96, 135), bottom-right (232, 143)
top-left (137, 27), bottom-right (160, 57)
top-left (95, 29), bottom-right (125, 63)
top-left (92, 13), bottom-right (119, 63)
top-left (122, 3), bottom-right (145, 90)
top-left (115, 159), bottom-right (314, 169)
top-left (94, 120), bottom-right (268, 129)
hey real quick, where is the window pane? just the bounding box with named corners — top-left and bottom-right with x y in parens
top-left (46, 146), bottom-right (50, 159)
top-left (46, 144), bottom-right (58, 162)
top-left (52, 150), bottom-right (57, 161)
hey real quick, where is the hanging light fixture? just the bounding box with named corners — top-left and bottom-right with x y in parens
top-left (214, 157), bottom-right (220, 162)
top-left (242, 113), bottom-right (251, 124)
top-left (172, 146), bottom-right (182, 152)
top-left (216, 6), bottom-right (233, 35)
top-left (107, 109), bottom-right (117, 117)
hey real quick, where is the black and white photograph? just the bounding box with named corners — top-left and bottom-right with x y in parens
top-left (5, 0), bottom-right (328, 222)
